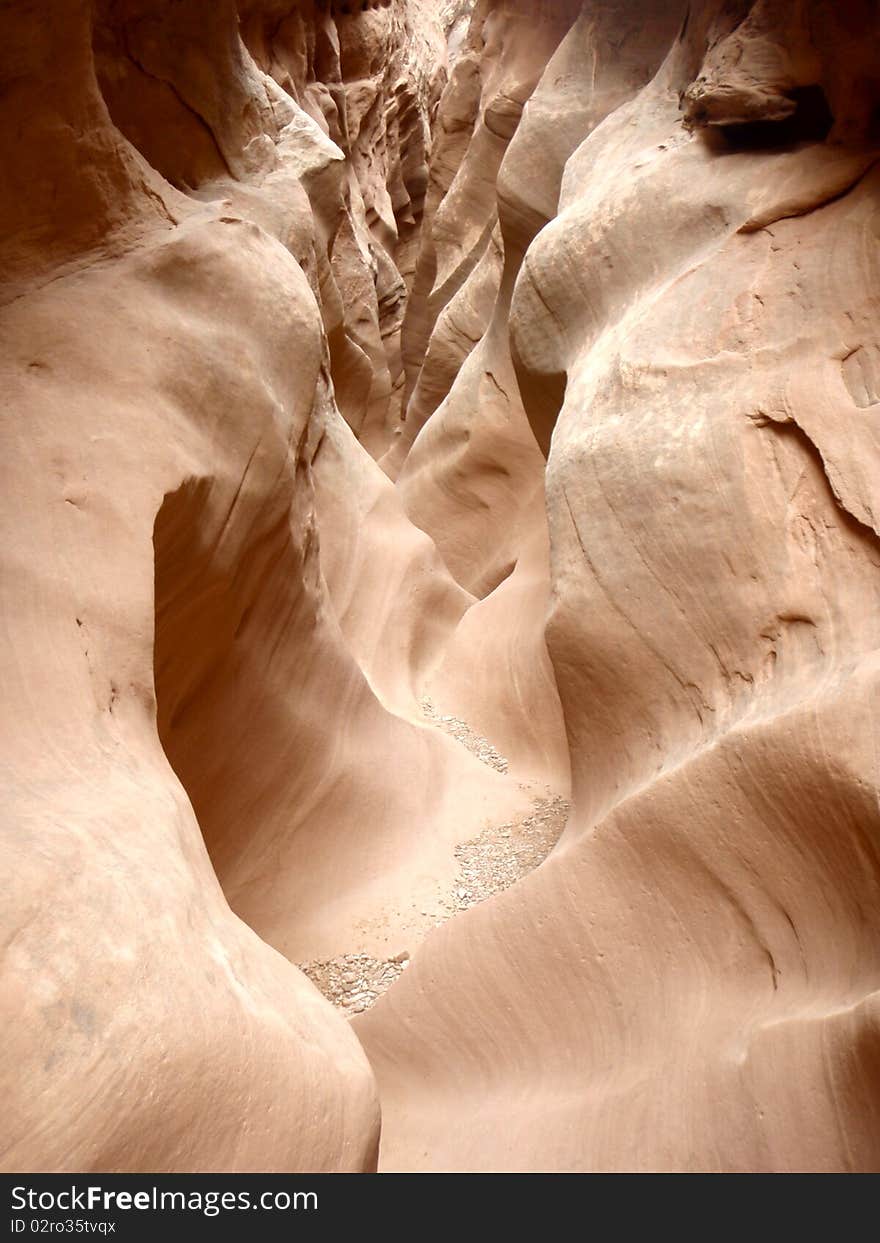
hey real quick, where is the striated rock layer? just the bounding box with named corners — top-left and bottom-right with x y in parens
top-left (2, 0), bottom-right (880, 1174)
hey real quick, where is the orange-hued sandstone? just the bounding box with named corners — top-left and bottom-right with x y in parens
top-left (2, 0), bottom-right (879, 1173)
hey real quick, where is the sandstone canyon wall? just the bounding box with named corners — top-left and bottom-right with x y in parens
top-left (2, 0), bottom-right (880, 1173)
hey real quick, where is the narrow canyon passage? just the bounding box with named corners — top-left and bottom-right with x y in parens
top-left (136, 1), bottom-right (581, 1024)
top-left (151, 445), bottom-right (571, 1014)
top-left (3, 0), bottom-right (880, 1177)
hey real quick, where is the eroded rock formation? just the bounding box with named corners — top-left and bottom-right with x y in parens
top-left (2, 0), bottom-right (880, 1174)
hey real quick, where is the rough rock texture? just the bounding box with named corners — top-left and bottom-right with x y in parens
top-left (3, 0), bottom-right (880, 1175)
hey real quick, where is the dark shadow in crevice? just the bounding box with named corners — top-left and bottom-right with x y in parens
top-left (711, 85), bottom-right (835, 152)
top-left (152, 478), bottom-right (228, 815)
top-left (152, 467), bottom-right (322, 908)
top-left (92, 5), bottom-right (229, 189)
top-left (511, 356), bottom-right (568, 461)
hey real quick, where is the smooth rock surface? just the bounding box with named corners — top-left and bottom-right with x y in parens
top-left (358, 0), bottom-right (880, 1173)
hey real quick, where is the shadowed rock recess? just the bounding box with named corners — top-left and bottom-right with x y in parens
top-left (2, 0), bottom-right (880, 1174)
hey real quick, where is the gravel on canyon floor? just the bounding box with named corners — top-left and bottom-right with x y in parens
top-left (299, 790), bottom-right (570, 1016)
top-left (298, 951), bottom-right (411, 1016)
top-left (448, 792), bottom-right (570, 909)
top-left (419, 696), bottom-right (509, 773)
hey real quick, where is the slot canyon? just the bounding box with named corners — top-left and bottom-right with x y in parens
top-left (2, 0), bottom-right (880, 1174)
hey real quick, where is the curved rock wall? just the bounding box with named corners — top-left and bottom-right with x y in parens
top-left (358, 0), bottom-right (880, 1172)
